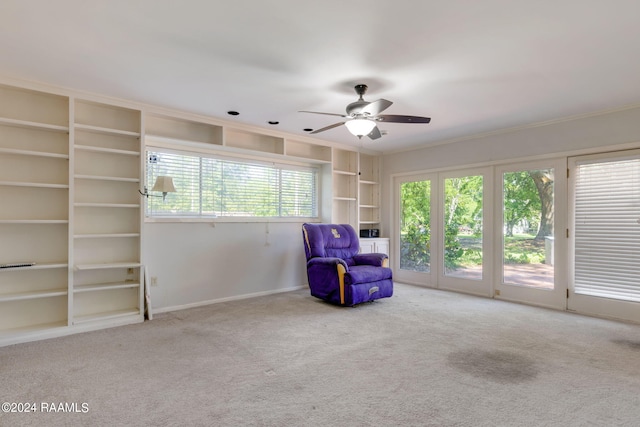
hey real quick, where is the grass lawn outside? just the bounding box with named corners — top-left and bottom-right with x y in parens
top-left (456, 233), bottom-right (546, 267)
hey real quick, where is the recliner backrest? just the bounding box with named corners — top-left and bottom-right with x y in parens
top-left (302, 223), bottom-right (359, 266)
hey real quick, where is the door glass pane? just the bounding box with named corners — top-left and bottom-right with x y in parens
top-left (400, 180), bottom-right (431, 272)
top-left (574, 158), bottom-right (640, 301)
top-left (502, 169), bottom-right (554, 289)
top-left (444, 176), bottom-right (483, 279)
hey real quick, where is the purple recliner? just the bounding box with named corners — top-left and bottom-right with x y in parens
top-left (302, 223), bottom-right (393, 306)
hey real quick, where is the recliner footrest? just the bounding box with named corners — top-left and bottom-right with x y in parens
top-left (345, 265), bottom-right (392, 285)
top-left (346, 279), bottom-right (394, 306)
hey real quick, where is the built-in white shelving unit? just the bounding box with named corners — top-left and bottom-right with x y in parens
top-left (146, 113), bottom-right (224, 147)
top-left (329, 149), bottom-right (384, 234)
top-left (0, 80), bottom-right (383, 346)
top-left (284, 139), bottom-right (332, 163)
top-left (146, 114), bottom-right (334, 165)
top-left (329, 149), bottom-right (387, 254)
top-left (224, 128), bottom-right (285, 155)
top-left (72, 99), bottom-right (144, 327)
top-left (331, 148), bottom-right (358, 229)
top-left (0, 84), bottom-right (70, 337)
top-left (358, 153), bottom-right (382, 230)
top-left (357, 153), bottom-right (388, 255)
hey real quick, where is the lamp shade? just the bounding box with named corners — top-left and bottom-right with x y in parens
top-left (151, 176), bottom-right (176, 193)
top-left (344, 118), bottom-right (376, 137)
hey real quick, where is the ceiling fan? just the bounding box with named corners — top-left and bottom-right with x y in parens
top-left (300, 84), bottom-right (431, 140)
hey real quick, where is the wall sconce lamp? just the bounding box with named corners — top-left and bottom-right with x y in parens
top-left (139, 176), bottom-right (176, 201)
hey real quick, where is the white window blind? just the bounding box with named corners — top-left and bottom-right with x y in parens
top-left (146, 150), bottom-right (318, 219)
top-left (574, 157), bottom-right (640, 301)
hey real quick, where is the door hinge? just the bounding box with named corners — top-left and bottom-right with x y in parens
top-left (567, 168), bottom-right (570, 178)
top-left (566, 229), bottom-right (569, 238)
top-left (566, 289), bottom-right (569, 298)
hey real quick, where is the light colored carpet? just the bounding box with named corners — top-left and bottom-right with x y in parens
top-left (1, 283), bottom-right (640, 426)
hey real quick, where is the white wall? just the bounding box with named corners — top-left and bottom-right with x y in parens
top-left (381, 106), bottom-right (640, 226)
top-left (143, 221), bottom-right (308, 311)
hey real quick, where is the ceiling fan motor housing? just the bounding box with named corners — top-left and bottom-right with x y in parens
top-left (347, 84), bottom-right (371, 116)
top-left (346, 100), bottom-right (370, 116)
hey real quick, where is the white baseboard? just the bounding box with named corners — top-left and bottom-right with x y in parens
top-left (153, 285), bottom-right (307, 315)
top-left (0, 315), bottom-right (144, 348)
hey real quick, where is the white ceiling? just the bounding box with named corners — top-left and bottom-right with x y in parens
top-left (2, 1), bottom-right (640, 153)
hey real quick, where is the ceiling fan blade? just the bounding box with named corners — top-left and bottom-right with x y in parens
top-left (367, 126), bottom-right (382, 140)
top-left (361, 99), bottom-right (393, 116)
top-left (310, 122), bottom-right (345, 134)
top-left (299, 110), bottom-right (347, 118)
top-left (376, 114), bottom-right (431, 124)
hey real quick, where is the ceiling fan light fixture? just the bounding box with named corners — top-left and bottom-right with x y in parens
top-left (299, 84), bottom-right (430, 140)
top-left (345, 118), bottom-right (376, 138)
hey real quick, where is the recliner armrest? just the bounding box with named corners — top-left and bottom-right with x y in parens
top-left (353, 253), bottom-right (388, 267)
top-left (307, 257), bottom-right (349, 270)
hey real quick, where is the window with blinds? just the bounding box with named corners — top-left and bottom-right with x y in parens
top-left (145, 149), bottom-right (318, 219)
top-left (574, 155), bottom-right (640, 302)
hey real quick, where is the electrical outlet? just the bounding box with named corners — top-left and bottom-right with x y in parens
top-left (151, 276), bottom-right (158, 286)
top-left (495, 289), bottom-right (501, 296)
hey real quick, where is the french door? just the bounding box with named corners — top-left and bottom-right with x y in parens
top-left (395, 174), bottom-right (436, 285)
top-left (568, 150), bottom-right (640, 322)
top-left (394, 168), bottom-right (492, 296)
top-left (494, 159), bottom-right (567, 309)
top-left (438, 169), bottom-right (493, 296)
